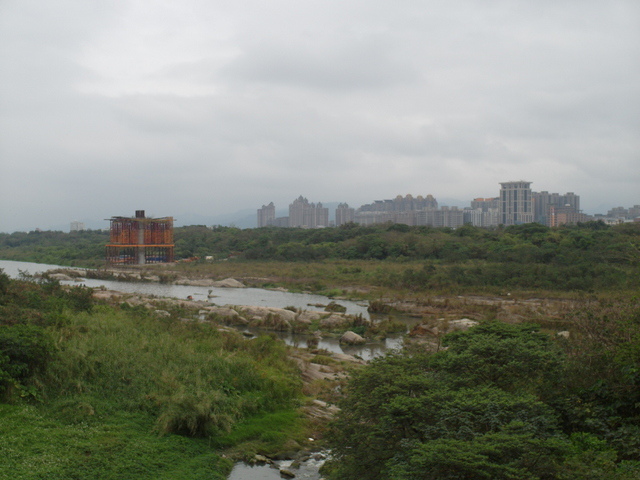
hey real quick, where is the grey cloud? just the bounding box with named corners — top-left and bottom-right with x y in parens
top-left (1, 1), bottom-right (639, 232)
top-left (221, 33), bottom-right (417, 91)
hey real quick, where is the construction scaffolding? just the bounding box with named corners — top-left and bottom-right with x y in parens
top-left (106, 210), bottom-right (174, 265)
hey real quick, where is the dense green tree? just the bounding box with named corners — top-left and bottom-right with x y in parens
top-left (3, 222), bottom-right (640, 291)
top-left (325, 320), bottom-right (640, 479)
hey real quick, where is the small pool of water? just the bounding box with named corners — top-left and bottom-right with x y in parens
top-left (238, 325), bottom-right (406, 361)
top-left (228, 457), bottom-right (325, 480)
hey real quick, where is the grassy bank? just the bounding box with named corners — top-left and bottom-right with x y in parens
top-left (0, 272), bottom-right (309, 479)
top-left (163, 258), bottom-right (640, 300)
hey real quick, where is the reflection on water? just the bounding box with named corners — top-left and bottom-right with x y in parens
top-left (227, 457), bottom-right (325, 480)
top-left (239, 325), bottom-right (405, 361)
top-left (227, 464), bottom-right (282, 480)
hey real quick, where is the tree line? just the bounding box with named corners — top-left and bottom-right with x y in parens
top-left (1, 221), bottom-right (639, 291)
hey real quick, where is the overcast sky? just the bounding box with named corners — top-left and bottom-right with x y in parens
top-left (1, 0), bottom-right (638, 232)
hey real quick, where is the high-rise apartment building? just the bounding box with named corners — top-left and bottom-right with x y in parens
top-left (70, 221), bottom-right (85, 232)
top-left (499, 181), bottom-right (533, 225)
top-left (289, 196), bottom-right (329, 228)
top-left (257, 202), bottom-right (275, 227)
top-left (463, 208), bottom-right (499, 227)
top-left (533, 191), bottom-right (580, 225)
top-left (471, 198), bottom-right (499, 212)
top-left (359, 194), bottom-right (438, 212)
top-left (547, 206), bottom-right (590, 227)
top-left (335, 203), bottom-right (355, 226)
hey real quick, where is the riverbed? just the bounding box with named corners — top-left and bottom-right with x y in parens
top-left (0, 259), bottom-right (414, 360)
top-left (1, 259), bottom-right (335, 479)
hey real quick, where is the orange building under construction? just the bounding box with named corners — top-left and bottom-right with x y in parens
top-left (106, 210), bottom-right (174, 265)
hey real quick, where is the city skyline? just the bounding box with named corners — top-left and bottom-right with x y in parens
top-left (1, 1), bottom-right (638, 233)
top-left (257, 181), bottom-right (638, 229)
top-left (2, 180), bottom-right (639, 233)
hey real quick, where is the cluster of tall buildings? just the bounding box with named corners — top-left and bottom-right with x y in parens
top-left (257, 181), bottom-right (631, 229)
top-left (257, 196), bottom-right (329, 228)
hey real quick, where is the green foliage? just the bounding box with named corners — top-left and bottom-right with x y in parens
top-left (0, 229), bottom-right (108, 267)
top-left (325, 317), bottom-right (640, 479)
top-left (212, 410), bottom-right (307, 457)
top-left (433, 322), bottom-right (564, 392)
top-left (3, 222), bottom-right (640, 292)
top-left (0, 324), bottom-right (53, 399)
top-left (0, 404), bottom-right (232, 480)
top-left (0, 273), bottom-right (305, 479)
top-left (155, 389), bottom-right (237, 437)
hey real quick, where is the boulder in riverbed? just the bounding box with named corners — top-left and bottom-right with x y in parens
top-left (447, 318), bottom-right (479, 331)
top-left (48, 273), bottom-right (73, 281)
top-left (340, 331), bottom-right (366, 345)
top-left (319, 313), bottom-right (349, 329)
top-left (211, 278), bottom-right (245, 288)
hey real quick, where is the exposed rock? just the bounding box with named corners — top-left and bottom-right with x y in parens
top-left (211, 278), bottom-right (245, 288)
top-left (302, 399), bottom-right (341, 421)
top-left (202, 306), bottom-right (243, 321)
top-left (175, 277), bottom-right (206, 286)
top-left (92, 290), bottom-right (121, 301)
top-left (557, 330), bottom-right (570, 338)
top-left (279, 468), bottom-right (296, 478)
top-left (124, 298), bottom-right (144, 307)
top-left (48, 273), bottom-right (73, 281)
top-left (154, 310), bottom-right (171, 317)
top-left (216, 326), bottom-right (237, 334)
top-left (66, 269), bottom-right (86, 276)
top-left (293, 358), bottom-right (342, 383)
top-left (447, 318), bottom-right (479, 331)
top-left (237, 306), bottom-right (297, 324)
top-left (331, 352), bottom-right (366, 364)
top-left (297, 311), bottom-right (325, 323)
top-left (319, 313), bottom-right (348, 328)
top-left (324, 301), bottom-right (346, 313)
top-left (410, 318), bottom-right (478, 338)
top-left (340, 331), bottom-right (366, 345)
top-left (252, 454), bottom-right (271, 465)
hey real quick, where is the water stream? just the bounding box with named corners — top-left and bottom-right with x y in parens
top-left (0, 259), bottom-right (412, 478)
top-left (0, 260), bottom-right (415, 361)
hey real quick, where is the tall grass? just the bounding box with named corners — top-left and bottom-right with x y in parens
top-left (0, 299), bottom-right (305, 479)
top-left (44, 306), bottom-right (302, 434)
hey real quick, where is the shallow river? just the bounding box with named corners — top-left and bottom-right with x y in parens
top-left (2, 259), bottom-right (412, 478)
top-left (227, 457), bottom-right (325, 480)
top-left (0, 260), bottom-right (412, 360)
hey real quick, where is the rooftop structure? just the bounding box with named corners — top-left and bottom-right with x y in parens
top-left (105, 210), bottom-right (174, 265)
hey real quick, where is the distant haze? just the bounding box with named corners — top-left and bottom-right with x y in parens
top-left (1, 1), bottom-right (638, 233)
